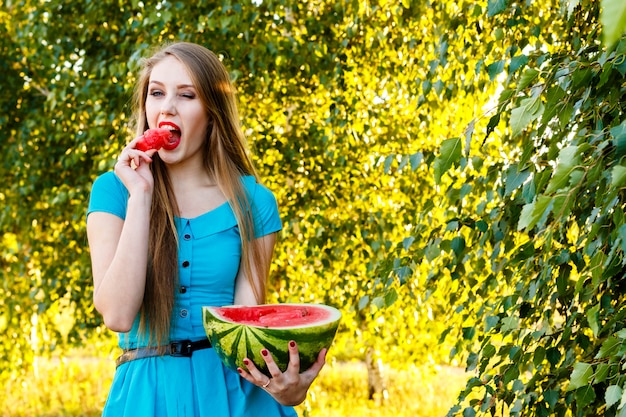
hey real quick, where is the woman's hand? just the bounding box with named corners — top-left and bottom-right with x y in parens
top-left (237, 341), bottom-right (327, 406)
top-left (114, 137), bottom-right (158, 195)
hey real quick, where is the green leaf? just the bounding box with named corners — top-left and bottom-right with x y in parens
top-left (434, 137), bottom-right (462, 183)
top-left (601, 0), bottom-right (626, 46)
top-left (462, 326), bottom-right (476, 340)
top-left (533, 346), bottom-right (546, 366)
top-left (510, 96), bottom-right (544, 137)
top-left (509, 54), bottom-right (528, 73)
top-left (596, 336), bottom-right (621, 359)
top-left (545, 146), bottom-right (581, 193)
top-left (384, 154), bottom-right (395, 174)
top-left (544, 390), bottom-right (559, 409)
top-left (488, 0), bottom-right (508, 17)
top-left (410, 152), bottom-right (423, 171)
top-left (384, 288), bottom-right (398, 307)
top-left (505, 165), bottom-right (530, 196)
top-left (619, 386), bottom-right (626, 410)
top-left (606, 385), bottom-right (622, 409)
top-left (357, 295), bottom-right (370, 311)
top-left (422, 79), bottom-right (432, 95)
top-left (518, 195), bottom-right (554, 231)
top-left (487, 60), bottom-right (505, 81)
top-left (503, 366), bottom-right (520, 384)
top-left (501, 316), bottom-right (519, 332)
top-left (618, 224), bottom-right (626, 255)
top-left (611, 120), bottom-right (626, 158)
top-left (510, 104), bottom-right (533, 137)
top-left (575, 385), bottom-right (596, 409)
top-left (546, 347), bottom-right (561, 366)
top-left (567, 362), bottom-right (593, 391)
top-left (595, 363), bottom-right (611, 384)
top-left (518, 68), bottom-right (540, 90)
top-left (586, 304), bottom-right (600, 337)
top-left (466, 352), bottom-right (479, 371)
top-left (483, 343), bottom-right (496, 357)
top-left (451, 236), bottom-right (466, 257)
top-left (485, 315), bottom-right (500, 331)
top-left (371, 296), bottom-right (385, 310)
top-left (463, 407), bottom-right (476, 417)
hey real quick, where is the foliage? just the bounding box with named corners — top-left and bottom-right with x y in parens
top-left (1, 0), bottom-right (482, 378)
top-left (369, 0), bottom-right (626, 415)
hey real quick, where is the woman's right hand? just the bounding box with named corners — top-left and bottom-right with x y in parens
top-left (114, 137), bottom-right (158, 195)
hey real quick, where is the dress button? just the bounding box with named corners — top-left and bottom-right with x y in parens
top-left (182, 260), bottom-right (190, 268)
top-left (179, 286), bottom-right (187, 294)
top-left (184, 234), bottom-right (191, 240)
top-left (180, 309), bottom-right (188, 318)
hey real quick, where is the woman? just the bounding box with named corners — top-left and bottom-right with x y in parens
top-left (86, 42), bottom-right (325, 416)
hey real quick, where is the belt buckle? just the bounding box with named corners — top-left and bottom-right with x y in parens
top-left (169, 340), bottom-right (193, 357)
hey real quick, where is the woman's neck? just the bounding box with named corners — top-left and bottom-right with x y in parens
top-left (165, 158), bottom-right (224, 218)
top-left (166, 155), bottom-right (215, 191)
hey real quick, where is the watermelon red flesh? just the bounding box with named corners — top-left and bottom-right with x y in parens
top-left (135, 128), bottom-right (178, 151)
top-left (216, 304), bottom-right (334, 327)
top-left (202, 304), bottom-right (341, 378)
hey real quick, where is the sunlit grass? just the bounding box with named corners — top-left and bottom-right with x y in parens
top-left (297, 361), bottom-right (467, 417)
top-left (0, 353), bottom-right (467, 416)
top-left (1, 354), bottom-right (113, 417)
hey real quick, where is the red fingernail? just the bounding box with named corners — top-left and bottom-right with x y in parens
top-left (243, 359), bottom-right (250, 365)
top-left (261, 349), bottom-right (268, 356)
top-left (289, 341), bottom-right (296, 348)
top-left (237, 368), bottom-right (243, 374)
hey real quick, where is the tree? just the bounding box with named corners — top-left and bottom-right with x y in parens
top-left (370, 0), bottom-right (626, 415)
top-left (4, 0), bottom-right (460, 383)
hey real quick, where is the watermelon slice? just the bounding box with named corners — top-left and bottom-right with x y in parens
top-left (202, 303), bottom-right (341, 377)
top-left (136, 128), bottom-right (179, 151)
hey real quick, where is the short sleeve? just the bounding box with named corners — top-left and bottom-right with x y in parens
top-left (86, 171), bottom-right (129, 220)
top-left (242, 176), bottom-right (282, 238)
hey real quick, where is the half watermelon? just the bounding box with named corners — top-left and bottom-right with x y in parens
top-left (202, 303), bottom-right (341, 377)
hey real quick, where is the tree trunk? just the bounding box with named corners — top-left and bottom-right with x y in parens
top-left (365, 347), bottom-right (389, 405)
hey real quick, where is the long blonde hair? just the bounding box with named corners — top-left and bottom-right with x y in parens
top-left (131, 42), bottom-right (268, 345)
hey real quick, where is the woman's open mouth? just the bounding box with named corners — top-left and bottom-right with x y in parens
top-left (159, 121), bottom-right (182, 150)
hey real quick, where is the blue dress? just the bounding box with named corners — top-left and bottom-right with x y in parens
top-left (87, 172), bottom-right (296, 417)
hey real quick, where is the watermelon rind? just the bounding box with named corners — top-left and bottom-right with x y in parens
top-left (202, 303), bottom-right (341, 378)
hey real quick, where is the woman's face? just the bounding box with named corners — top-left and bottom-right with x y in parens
top-left (145, 55), bottom-right (210, 165)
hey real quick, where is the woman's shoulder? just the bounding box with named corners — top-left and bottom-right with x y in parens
top-left (87, 171), bottom-right (128, 219)
top-left (241, 175), bottom-right (277, 204)
top-left (92, 170), bottom-right (126, 190)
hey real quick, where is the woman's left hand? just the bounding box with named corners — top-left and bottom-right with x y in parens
top-left (237, 340), bottom-right (327, 406)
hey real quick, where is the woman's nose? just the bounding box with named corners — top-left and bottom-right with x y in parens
top-left (160, 96), bottom-right (176, 115)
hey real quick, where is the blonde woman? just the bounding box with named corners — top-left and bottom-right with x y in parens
top-left (87, 42), bottom-right (325, 416)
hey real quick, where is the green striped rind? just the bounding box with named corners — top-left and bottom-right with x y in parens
top-left (202, 304), bottom-right (341, 378)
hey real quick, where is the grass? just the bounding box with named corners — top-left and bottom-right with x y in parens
top-left (0, 354), bottom-right (467, 416)
top-left (298, 361), bottom-right (467, 417)
top-left (1, 354), bottom-right (112, 417)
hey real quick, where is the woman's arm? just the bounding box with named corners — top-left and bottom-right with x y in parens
top-left (87, 195), bottom-right (151, 332)
top-left (87, 145), bottom-right (155, 332)
top-left (233, 232), bottom-right (277, 306)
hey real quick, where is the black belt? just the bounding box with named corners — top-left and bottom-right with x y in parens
top-left (115, 339), bottom-right (212, 368)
